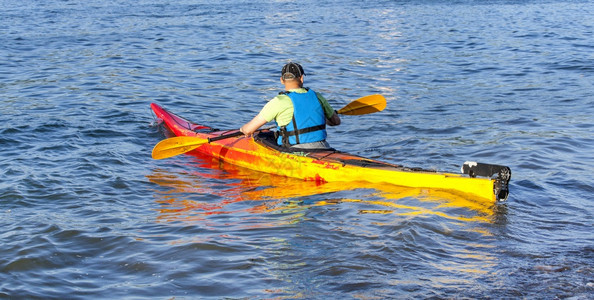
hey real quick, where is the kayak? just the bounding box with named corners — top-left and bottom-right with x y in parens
top-left (150, 103), bottom-right (511, 203)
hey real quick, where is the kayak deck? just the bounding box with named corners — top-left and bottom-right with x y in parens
top-left (151, 103), bottom-right (511, 203)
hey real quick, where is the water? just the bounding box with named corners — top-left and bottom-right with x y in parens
top-left (1, 0), bottom-right (593, 298)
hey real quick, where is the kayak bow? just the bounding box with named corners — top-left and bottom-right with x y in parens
top-left (150, 103), bottom-right (511, 203)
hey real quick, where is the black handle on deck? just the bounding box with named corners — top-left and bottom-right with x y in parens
top-left (207, 126), bottom-right (276, 143)
top-left (207, 130), bottom-right (245, 143)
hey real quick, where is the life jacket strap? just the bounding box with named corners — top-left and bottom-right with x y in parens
top-left (279, 122), bottom-right (326, 147)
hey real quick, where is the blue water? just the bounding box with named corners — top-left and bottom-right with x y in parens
top-left (1, 0), bottom-right (593, 298)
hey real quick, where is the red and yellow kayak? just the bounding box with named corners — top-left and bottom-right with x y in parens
top-left (151, 103), bottom-right (511, 203)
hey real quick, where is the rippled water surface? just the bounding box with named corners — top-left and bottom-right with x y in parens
top-left (1, 0), bottom-right (593, 298)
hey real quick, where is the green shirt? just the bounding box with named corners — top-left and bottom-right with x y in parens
top-left (259, 88), bottom-right (335, 127)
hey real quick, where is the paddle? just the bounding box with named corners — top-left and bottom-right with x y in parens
top-left (152, 94), bottom-right (386, 160)
top-left (151, 128), bottom-right (268, 160)
top-left (337, 94), bottom-right (386, 115)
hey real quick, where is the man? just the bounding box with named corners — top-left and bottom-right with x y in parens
top-left (240, 62), bottom-right (341, 149)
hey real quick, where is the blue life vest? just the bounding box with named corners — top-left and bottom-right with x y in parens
top-left (277, 89), bottom-right (327, 146)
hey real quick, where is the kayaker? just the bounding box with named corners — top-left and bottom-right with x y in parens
top-left (240, 62), bottom-right (341, 149)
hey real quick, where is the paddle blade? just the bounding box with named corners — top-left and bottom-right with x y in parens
top-left (337, 94), bottom-right (386, 115)
top-left (151, 136), bottom-right (209, 160)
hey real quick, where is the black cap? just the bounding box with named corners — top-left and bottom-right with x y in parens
top-left (281, 62), bottom-right (305, 80)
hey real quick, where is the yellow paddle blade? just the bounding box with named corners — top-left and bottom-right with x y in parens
top-left (337, 94), bottom-right (386, 115)
top-left (151, 136), bottom-right (209, 160)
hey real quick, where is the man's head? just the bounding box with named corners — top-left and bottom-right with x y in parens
top-left (281, 62), bottom-right (305, 81)
top-left (281, 62), bottom-right (305, 88)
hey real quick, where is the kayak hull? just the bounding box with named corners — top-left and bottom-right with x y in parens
top-left (151, 103), bottom-right (510, 203)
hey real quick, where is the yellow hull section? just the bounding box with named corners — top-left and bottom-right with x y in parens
top-left (197, 138), bottom-right (497, 203)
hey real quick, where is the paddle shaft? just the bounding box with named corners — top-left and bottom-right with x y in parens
top-left (207, 125), bottom-right (275, 143)
top-left (206, 94), bottom-right (386, 143)
top-left (208, 130), bottom-right (244, 143)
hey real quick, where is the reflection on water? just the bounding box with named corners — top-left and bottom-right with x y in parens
top-left (146, 143), bottom-right (506, 289)
top-left (146, 149), bottom-right (506, 283)
top-left (148, 151), bottom-right (498, 226)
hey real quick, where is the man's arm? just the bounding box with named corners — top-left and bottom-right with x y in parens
top-left (326, 110), bottom-right (341, 126)
top-left (240, 114), bottom-right (268, 136)
top-left (316, 92), bottom-right (341, 126)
